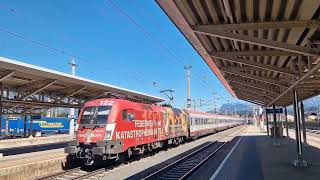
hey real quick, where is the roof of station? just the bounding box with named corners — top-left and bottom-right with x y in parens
top-left (0, 57), bottom-right (164, 114)
top-left (157, 0), bottom-right (320, 107)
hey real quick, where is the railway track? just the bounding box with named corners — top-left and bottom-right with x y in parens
top-left (306, 129), bottom-right (320, 135)
top-left (142, 137), bottom-right (240, 180)
top-left (37, 166), bottom-right (108, 180)
top-left (141, 126), bottom-right (246, 180)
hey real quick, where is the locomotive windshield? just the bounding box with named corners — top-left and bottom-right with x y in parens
top-left (80, 106), bottom-right (112, 125)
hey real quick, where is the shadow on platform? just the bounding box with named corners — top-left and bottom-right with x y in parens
top-left (126, 135), bottom-right (320, 180)
top-left (212, 135), bottom-right (320, 180)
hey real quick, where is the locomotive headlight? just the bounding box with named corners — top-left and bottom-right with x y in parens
top-left (105, 130), bottom-right (112, 140)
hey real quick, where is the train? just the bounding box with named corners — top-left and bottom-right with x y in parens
top-left (0, 116), bottom-right (70, 136)
top-left (64, 98), bottom-right (244, 165)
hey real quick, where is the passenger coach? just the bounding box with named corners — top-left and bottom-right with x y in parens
top-left (186, 110), bottom-right (244, 137)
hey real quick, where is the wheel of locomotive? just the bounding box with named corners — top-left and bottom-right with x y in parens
top-left (140, 145), bottom-right (146, 155)
top-left (163, 140), bottom-right (169, 150)
top-left (65, 155), bottom-right (81, 168)
top-left (146, 144), bottom-right (153, 153)
top-left (151, 142), bottom-right (156, 150)
top-left (174, 137), bottom-right (180, 146)
top-left (118, 148), bottom-right (132, 163)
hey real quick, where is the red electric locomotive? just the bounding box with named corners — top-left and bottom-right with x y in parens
top-left (65, 98), bottom-right (189, 165)
top-left (65, 98), bottom-right (244, 165)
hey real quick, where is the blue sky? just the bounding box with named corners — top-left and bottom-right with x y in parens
top-left (0, 0), bottom-right (247, 110)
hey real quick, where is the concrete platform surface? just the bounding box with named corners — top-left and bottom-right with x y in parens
top-left (0, 149), bottom-right (66, 180)
top-left (0, 134), bottom-right (73, 149)
top-left (212, 125), bottom-right (320, 180)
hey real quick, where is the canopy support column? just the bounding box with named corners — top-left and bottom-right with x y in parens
top-left (265, 107), bottom-right (269, 136)
top-left (272, 104), bottom-right (277, 138)
top-left (0, 82), bottom-right (2, 137)
top-left (300, 101), bottom-right (307, 144)
top-left (293, 89), bottom-right (307, 167)
top-left (29, 112), bottom-right (33, 137)
top-left (23, 114), bottom-right (27, 138)
top-left (284, 107), bottom-right (289, 137)
top-left (273, 104), bottom-right (280, 146)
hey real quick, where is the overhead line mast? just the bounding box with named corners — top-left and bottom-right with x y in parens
top-left (68, 58), bottom-right (77, 135)
top-left (184, 65), bottom-right (192, 109)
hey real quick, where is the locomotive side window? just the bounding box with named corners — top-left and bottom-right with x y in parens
top-left (128, 112), bottom-right (135, 121)
top-left (122, 110), bottom-right (128, 120)
top-left (122, 109), bottom-right (135, 121)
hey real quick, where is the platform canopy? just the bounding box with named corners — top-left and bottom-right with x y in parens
top-left (0, 57), bottom-right (164, 114)
top-left (157, 0), bottom-right (320, 107)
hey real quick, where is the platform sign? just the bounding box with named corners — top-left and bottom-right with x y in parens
top-left (266, 108), bottom-right (283, 114)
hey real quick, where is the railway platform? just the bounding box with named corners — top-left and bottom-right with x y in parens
top-left (0, 134), bottom-right (73, 149)
top-left (0, 149), bottom-right (66, 180)
top-left (209, 125), bottom-right (320, 180)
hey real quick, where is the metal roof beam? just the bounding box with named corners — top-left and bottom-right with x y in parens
top-left (0, 71), bottom-right (15, 82)
top-left (17, 79), bottom-right (55, 91)
top-left (236, 89), bottom-right (272, 100)
top-left (237, 97), bottom-right (266, 106)
top-left (194, 20), bottom-right (320, 31)
top-left (227, 78), bottom-right (280, 94)
top-left (87, 91), bottom-right (107, 101)
top-left (237, 94), bottom-right (268, 103)
top-left (194, 29), bottom-right (320, 57)
top-left (223, 66), bottom-right (291, 73)
top-left (237, 97), bottom-right (265, 106)
top-left (237, 93), bottom-right (269, 104)
top-left (55, 86), bottom-right (86, 103)
top-left (221, 67), bottom-right (289, 87)
top-left (236, 90), bottom-right (274, 102)
top-left (268, 57), bottom-right (320, 106)
top-left (2, 99), bottom-right (80, 108)
top-left (229, 82), bottom-right (278, 97)
top-left (211, 54), bottom-right (297, 76)
top-left (301, 77), bottom-right (320, 84)
top-left (19, 79), bottom-right (56, 100)
top-left (211, 50), bottom-right (300, 57)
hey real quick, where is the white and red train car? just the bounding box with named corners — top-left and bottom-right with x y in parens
top-left (186, 110), bottom-right (244, 137)
top-left (65, 98), bottom-right (244, 165)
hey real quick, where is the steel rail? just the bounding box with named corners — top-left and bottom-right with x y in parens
top-left (141, 141), bottom-right (217, 180)
top-left (142, 126), bottom-right (247, 180)
top-left (179, 140), bottom-right (230, 180)
top-left (37, 167), bottom-right (82, 180)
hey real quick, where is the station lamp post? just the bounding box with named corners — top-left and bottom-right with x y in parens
top-left (184, 65), bottom-right (192, 109)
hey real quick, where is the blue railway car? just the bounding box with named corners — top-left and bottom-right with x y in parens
top-left (1, 116), bottom-right (70, 135)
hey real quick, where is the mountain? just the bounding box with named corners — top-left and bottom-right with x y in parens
top-left (287, 95), bottom-right (320, 114)
top-left (211, 102), bottom-right (253, 117)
